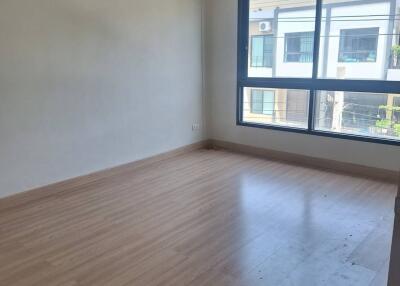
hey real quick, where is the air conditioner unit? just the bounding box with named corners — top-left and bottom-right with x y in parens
top-left (259, 21), bottom-right (272, 33)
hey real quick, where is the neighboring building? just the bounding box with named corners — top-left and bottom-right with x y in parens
top-left (244, 0), bottom-right (400, 139)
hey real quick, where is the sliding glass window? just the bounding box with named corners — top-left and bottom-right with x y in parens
top-left (238, 0), bottom-right (400, 145)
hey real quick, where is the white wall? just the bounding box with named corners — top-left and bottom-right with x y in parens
top-left (0, 0), bottom-right (205, 198)
top-left (205, 0), bottom-right (400, 172)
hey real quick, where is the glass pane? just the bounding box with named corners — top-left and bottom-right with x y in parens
top-left (315, 90), bottom-right (400, 140)
top-left (319, 0), bottom-right (400, 81)
top-left (251, 90), bottom-right (264, 113)
top-left (285, 32), bottom-right (315, 62)
top-left (251, 36), bottom-right (264, 67)
top-left (243, 87), bottom-right (309, 128)
top-left (338, 28), bottom-right (379, 63)
top-left (263, 90), bottom-right (275, 115)
top-left (263, 36), bottom-right (274, 67)
top-left (248, 0), bottom-right (316, 78)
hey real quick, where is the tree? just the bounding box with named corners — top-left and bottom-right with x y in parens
top-left (375, 105), bottom-right (400, 137)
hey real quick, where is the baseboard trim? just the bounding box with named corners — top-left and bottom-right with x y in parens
top-left (209, 139), bottom-right (399, 184)
top-left (0, 140), bottom-right (211, 212)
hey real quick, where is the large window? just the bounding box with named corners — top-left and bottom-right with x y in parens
top-left (238, 0), bottom-right (400, 145)
top-left (338, 28), bottom-right (379, 63)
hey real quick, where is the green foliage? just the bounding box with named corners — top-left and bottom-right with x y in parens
top-left (376, 119), bottom-right (392, 129)
top-left (392, 45), bottom-right (400, 56)
top-left (375, 102), bottom-right (400, 137)
top-left (394, 124), bottom-right (400, 136)
top-left (379, 105), bottom-right (400, 112)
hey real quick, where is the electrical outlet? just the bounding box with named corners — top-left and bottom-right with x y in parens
top-left (192, 124), bottom-right (200, 131)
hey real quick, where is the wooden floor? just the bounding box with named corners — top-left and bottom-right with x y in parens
top-left (0, 149), bottom-right (397, 286)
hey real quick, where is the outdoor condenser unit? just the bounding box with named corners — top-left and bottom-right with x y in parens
top-left (259, 21), bottom-right (272, 33)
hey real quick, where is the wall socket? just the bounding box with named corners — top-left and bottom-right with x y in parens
top-left (192, 124), bottom-right (200, 131)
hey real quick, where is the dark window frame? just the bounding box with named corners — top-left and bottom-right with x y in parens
top-left (237, 0), bottom-right (400, 146)
top-left (338, 27), bottom-right (379, 63)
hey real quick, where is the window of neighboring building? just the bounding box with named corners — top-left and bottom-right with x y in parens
top-left (286, 90), bottom-right (309, 124)
top-left (338, 28), bottom-right (379, 63)
top-left (251, 35), bottom-right (273, 67)
top-left (251, 89), bottom-right (275, 115)
top-left (284, 32), bottom-right (314, 63)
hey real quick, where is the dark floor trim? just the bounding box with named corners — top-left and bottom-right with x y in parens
top-left (209, 139), bottom-right (399, 184)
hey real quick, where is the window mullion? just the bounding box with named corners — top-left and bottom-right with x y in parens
top-left (308, 89), bottom-right (316, 131)
top-left (312, 0), bottom-right (323, 79)
top-left (308, 0), bottom-right (323, 131)
top-left (239, 0), bottom-right (250, 81)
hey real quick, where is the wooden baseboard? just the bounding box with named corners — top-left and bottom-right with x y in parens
top-left (0, 140), bottom-right (211, 212)
top-left (209, 139), bottom-right (399, 184)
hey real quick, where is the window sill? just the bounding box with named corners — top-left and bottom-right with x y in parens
top-left (237, 121), bottom-right (400, 146)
